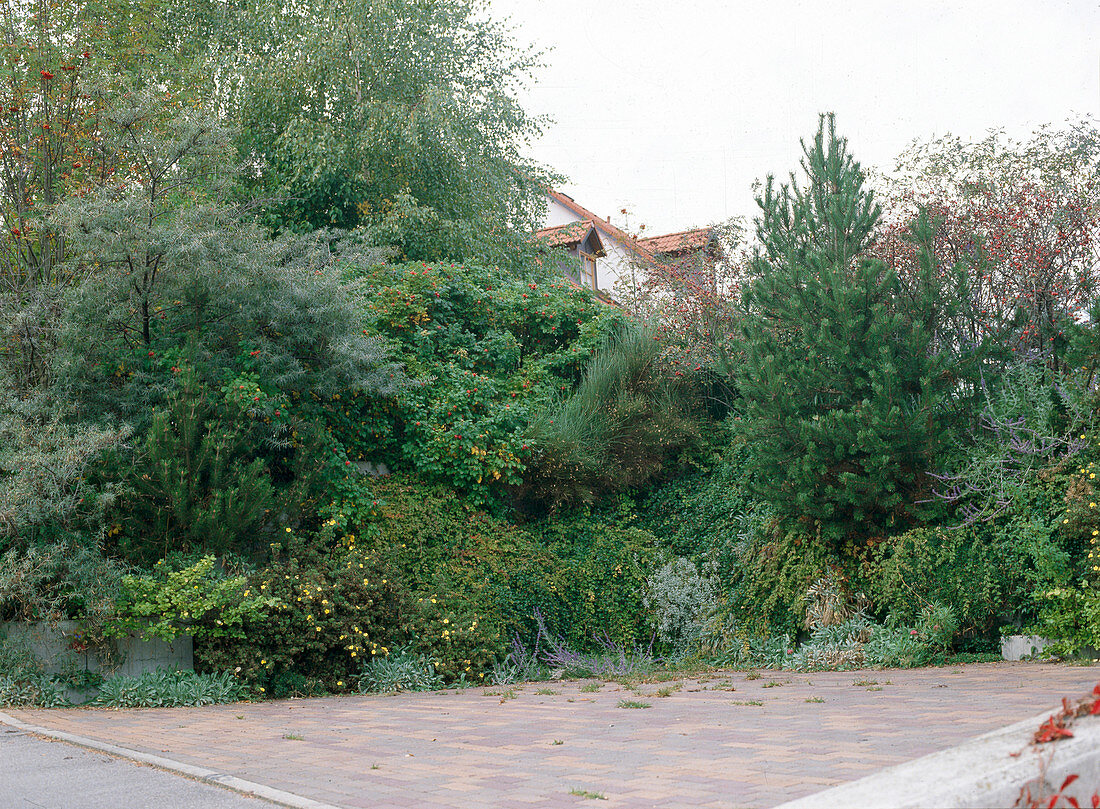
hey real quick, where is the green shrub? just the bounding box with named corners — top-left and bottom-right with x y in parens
top-left (357, 646), bottom-right (444, 693)
top-left (728, 528), bottom-right (843, 639)
top-left (92, 669), bottom-right (248, 708)
top-left (643, 557), bottom-right (718, 656)
top-left (349, 476), bottom-right (659, 670)
top-left (106, 555), bottom-right (279, 643)
top-left (0, 633), bottom-right (69, 708)
top-left (194, 534), bottom-right (404, 692)
top-left (402, 587), bottom-right (504, 682)
top-left (637, 437), bottom-right (757, 566)
top-left (525, 519), bottom-right (657, 651)
top-left (860, 527), bottom-right (1004, 635)
top-left (1034, 584), bottom-right (1100, 656)
top-left (0, 536), bottom-right (124, 623)
top-left (341, 261), bottom-right (624, 505)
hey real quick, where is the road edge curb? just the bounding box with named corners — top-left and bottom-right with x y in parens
top-left (0, 709), bottom-right (344, 809)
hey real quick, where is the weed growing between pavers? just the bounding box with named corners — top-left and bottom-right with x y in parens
top-left (569, 789), bottom-right (607, 800)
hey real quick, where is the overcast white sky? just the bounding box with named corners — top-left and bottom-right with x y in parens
top-left (488, 0), bottom-right (1100, 237)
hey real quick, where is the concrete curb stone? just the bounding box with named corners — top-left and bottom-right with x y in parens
top-left (775, 707), bottom-right (1100, 809)
top-left (0, 709), bottom-right (344, 809)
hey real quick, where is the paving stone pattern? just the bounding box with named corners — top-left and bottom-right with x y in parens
top-left (7, 662), bottom-right (1099, 809)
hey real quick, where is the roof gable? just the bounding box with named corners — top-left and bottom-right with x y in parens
top-left (546, 191), bottom-right (655, 262)
top-left (535, 220), bottom-right (606, 256)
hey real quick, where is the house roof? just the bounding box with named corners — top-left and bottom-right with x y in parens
top-left (536, 220), bottom-right (591, 247)
top-left (638, 227), bottom-right (713, 256)
top-left (546, 191), bottom-right (656, 262)
top-left (535, 219), bottom-right (606, 256)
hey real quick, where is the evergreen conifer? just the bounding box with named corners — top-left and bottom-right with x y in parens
top-left (737, 114), bottom-right (979, 540)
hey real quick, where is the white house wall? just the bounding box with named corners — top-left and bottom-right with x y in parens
top-left (543, 197), bottom-right (644, 296)
top-left (545, 197), bottom-right (583, 228)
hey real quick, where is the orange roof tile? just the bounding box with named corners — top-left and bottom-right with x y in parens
top-left (535, 220), bottom-right (594, 247)
top-left (546, 191), bottom-right (656, 263)
top-left (638, 228), bottom-right (713, 256)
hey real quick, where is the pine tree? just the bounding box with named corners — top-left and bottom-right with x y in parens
top-left (736, 114), bottom-right (978, 541)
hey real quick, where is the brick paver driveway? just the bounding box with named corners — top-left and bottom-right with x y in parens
top-left (5, 662), bottom-right (1098, 809)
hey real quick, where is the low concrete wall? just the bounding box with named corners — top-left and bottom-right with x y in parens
top-left (1, 621), bottom-right (192, 679)
top-left (775, 706), bottom-right (1100, 809)
top-left (1001, 634), bottom-right (1052, 661)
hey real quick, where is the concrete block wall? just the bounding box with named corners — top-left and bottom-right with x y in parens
top-left (1, 620), bottom-right (193, 682)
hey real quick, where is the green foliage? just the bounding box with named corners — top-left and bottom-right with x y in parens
top-left (1035, 584), bottom-right (1100, 656)
top-left (932, 361), bottom-right (1090, 526)
top-left (56, 218), bottom-right (399, 428)
top-left (110, 378), bottom-right (276, 564)
top-left (643, 557), bottom-right (718, 656)
top-left (340, 261), bottom-right (622, 504)
top-left (106, 556), bottom-right (278, 642)
top-left (222, 0), bottom-right (554, 267)
top-left (91, 669), bottom-right (248, 708)
top-left (716, 604), bottom-right (959, 671)
top-left (728, 528), bottom-right (843, 639)
top-left (737, 115), bottom-right (982, 539)
top-left (347, 476), bottom-right (657, 667)
top-left (403, 588), bottom-right (503, 682)
top-left (0, 632), bottom-right (69, 707)
top-left (531, 518), bottom-right (657, 650)
top-left (0, 536), bottom-right (124, 622)
top-left (357, 645), bottom-right (444, 693)
top-left (195, 533), bottom-right (404, 692)
top-left (0, 386), bottom-right (127, 547)
top-left (860, 527), bottom-right (1004, 635)
top-left (637, 438), bottom-right (756, 564)
top-left (523, 324), bottom-right (705, 509)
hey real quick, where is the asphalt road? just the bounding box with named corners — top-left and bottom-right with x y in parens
top-left (0, 727), bottom-right (273, 809)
